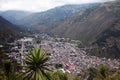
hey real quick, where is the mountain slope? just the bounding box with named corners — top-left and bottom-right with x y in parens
top-left (0, 10), bottom-right (32, 24)
top-left (89, 1), bottom-right (120, 58)
top-left (18, 3), bottom-right (100, 29)
top-left (51, 1), bottom-right (119, 45)
top-left (0, 16), bottom-right (22, 44)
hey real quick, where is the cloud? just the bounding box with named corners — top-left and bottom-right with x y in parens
top-left (0, 0), bottom-right (113, 12)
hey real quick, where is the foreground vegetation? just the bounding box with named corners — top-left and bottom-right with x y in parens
top-left (0, 48), bottom-right (119, 80)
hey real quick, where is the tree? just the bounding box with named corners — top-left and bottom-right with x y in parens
top-left (87, 67), bottom-right (97, 80)
top-left (23, 47), bottom-right (51, 80)
top-left (99, 65), bottom-right (107, 80)
top-left (3, 60), bottom-right (11, 80)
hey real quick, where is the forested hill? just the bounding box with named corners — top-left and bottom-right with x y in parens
top-left (86, 0), bottom-right (120, 58)
top-left (0, 16), bottom-right (22, 44)
top-left (51, 1), bottom-right (119, 45)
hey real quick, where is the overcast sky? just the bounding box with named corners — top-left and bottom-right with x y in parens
top-left (0, 0), bottom-right (114, 12)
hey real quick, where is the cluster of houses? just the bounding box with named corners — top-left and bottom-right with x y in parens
top-left (41, 40), bottom-right (120, 74)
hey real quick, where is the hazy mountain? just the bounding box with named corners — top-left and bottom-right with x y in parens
top-left (0, 10), bottom-right (32, 24)
top-left (0, 16), bottom-right (22, 44)
top-left (18, 3), bottom-right (100, 27)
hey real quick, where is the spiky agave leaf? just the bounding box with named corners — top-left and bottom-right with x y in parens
top-left (23, 47), bottom-right (51, 80)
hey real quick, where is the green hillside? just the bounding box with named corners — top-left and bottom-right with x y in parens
top-left (0, 16), bottom-right (22, 44)
top-left (85, 0), bottom-right (120, 58)
top-left (52, 1), bottom-right (119, 45)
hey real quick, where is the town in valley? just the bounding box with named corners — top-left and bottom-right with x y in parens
top-left (1, 34), bottom-right (119, 75)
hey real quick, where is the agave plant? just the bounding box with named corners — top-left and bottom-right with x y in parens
top-left (23, 47), bottom-right (51, 80)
